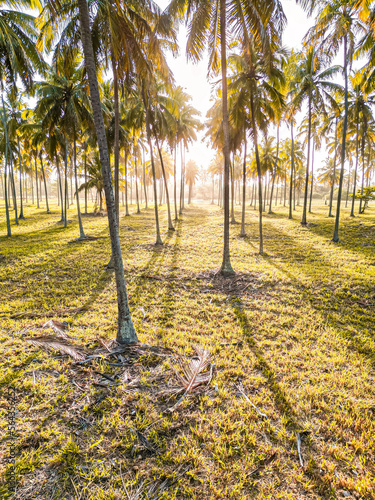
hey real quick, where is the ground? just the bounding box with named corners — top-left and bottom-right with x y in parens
top-left (0, 199), bottom-right (374, 500)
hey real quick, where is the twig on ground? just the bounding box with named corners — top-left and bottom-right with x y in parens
top-left (235, 383), bottom-right (268, 419)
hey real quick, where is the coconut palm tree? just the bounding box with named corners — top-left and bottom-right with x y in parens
top-left (185, 160), bottom-right (199, 204)
top-left (306, 0), bottom-right (366, 241)
top-left (168, 0), bottom-right (285, 272)
top-left (289, 47), bottom-right (341, 225)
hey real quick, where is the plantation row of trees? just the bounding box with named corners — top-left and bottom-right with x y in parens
top-left (2, 0), bottom-right (375, 341)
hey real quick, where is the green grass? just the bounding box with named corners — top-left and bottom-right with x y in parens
top-left (0, 198), bottom-right (374, 499)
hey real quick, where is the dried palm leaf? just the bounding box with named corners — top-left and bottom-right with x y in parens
top-left (26, 335), bottom-right (86, 361)
top-left (43, 319), bottom-right (70, 339)
top-left (171, 346), bottom-right (212, 395)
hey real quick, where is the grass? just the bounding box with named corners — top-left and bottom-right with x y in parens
top-left (0, 197), bottom-right (374, 499)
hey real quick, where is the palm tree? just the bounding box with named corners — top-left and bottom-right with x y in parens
top-left (306, 0), bottom-right (365, 241)
top-left (185, 160), bottom-right (199, 204)
top-left (73, 0), bottom-right (137, 344)
top-left (0, 1), bottom-right (44, 235)
top-left (289, 47), bottom-right (341, 225)
top-left (168, 0), bottom-right (285, 272)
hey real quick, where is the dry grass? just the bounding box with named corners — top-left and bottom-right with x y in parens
top-left (0, 198), bottom-right (374, 499)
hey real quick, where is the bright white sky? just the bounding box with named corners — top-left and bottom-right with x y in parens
top-left (155, 0), bottom-right (316, 172)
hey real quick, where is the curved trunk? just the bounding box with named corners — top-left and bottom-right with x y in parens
top-left (302, 94), bottom-right (312, 225)
top-left (78, 0), bottom-right (137, 344)
top-left (269, 125), bottom-right (279, 214)
top-left (219, 0), bottom-right (234, 274)
top-left (333, 35), bottom-right (348, 242)
top-left (40, 153), bottom-right (50, 214)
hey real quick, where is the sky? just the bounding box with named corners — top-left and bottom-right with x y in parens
top-left (155, 0), bottom-right (316, 172)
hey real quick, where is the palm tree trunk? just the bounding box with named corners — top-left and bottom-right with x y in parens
top-left (141, 85), bottom-right (162, 245)
top-left (289, 122), bottom-right (294, 220)
top-left (3, 157), bottom-right (11, 236)
top-left (188, 183), bottom-right (192, 204)
top-left (143, 147), bottom-right (148, 209)
top-left (64, 137), bottom-right (68, 227)
top-left (111, 49), bottom-right (120, 223)
top-left (135, 151), bottom-right (140, 214)
top-left (84, 152), bottom-right (88, 214)
top-left (269, 125), bottom-right (279, 214)
top-left (219, 0), bottom-right (234, 274)
top-left (35, 156), bottom-right (40, 209)
top-left (333, 35), bottom-right (348, 242)
top-left (240, 128), bottom-right (247, 237)
top-left (56, 156), bottom-right (64, 222)
top-left (40, 153), bottom-right (50, 214)
top-left (31, 168), bottom-right (34, 205)
top-left (250, 91), bottom-right (263, 254)
top-left (309, 139), bottom-right (314, 213)
top-left (174, 142), bottom-right (178, 219)
top-left (17, 138), bottom-right (25, 219)
top-left (359, 135), bottom-right (366, 214)
top-left (155, 135), bottom-right (174, 230)
top-left (302, 94), bottom-right (312, 225)
top-left (211, 176), bottom-right (215, 204)
top-left (78, 0), bottom-right (137, 344)
top-left (230, 153), bottom-right (236, 223)
top-left (328, 117), bottom-right (338, 217)
top-left (179, 141), bottom-right (183, 214)
top-left (350, 116), bottom-right (359, 217)
top-left (124, 150), bottom-right (129, 216)
top-left (74, 136), bottom-right (85, 238)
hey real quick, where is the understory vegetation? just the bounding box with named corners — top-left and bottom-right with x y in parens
top-left (1, 201), bottom-right (374, 499)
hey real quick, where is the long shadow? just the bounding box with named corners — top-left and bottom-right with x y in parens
top-left (241, 221), bottom-right (375, 366)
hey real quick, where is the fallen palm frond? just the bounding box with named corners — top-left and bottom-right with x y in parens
top-left (25, 335), bottom-right (86, 361)
top-left (172, 346), bottom-right (212, 394)
top-left (43, 319), bottom-right (70, 339)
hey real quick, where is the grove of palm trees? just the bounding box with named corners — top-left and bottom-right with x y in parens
top-left (1, 0), bottom-right (375, 498)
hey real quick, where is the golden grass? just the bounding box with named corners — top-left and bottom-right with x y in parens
top-left (0, 198), bottom-right (374, 499)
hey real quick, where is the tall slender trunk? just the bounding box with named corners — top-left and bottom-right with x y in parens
top-left (302, 94), bottom-right (312, 225)
top-left (328, 117), bottom-right (338, 217)
top-left (40, 152), bottom-right (50, 214)
top-left (309, 139), bottom-right (314, 213)
top-left (174, 142), bottom-right (178, 219)
top-left (31, 168), bottom-right (34, 205)
top-left (111, 49), bottom-right (120, 223)
top-left (289, 122), bottom-right (294, 219)
top-left (359, 134), bottom-right (366, 214)
top-left (155, 135), bottom-right (174, 230)
top-left (17, 138), bottom-right (25, 219)
top-left (74, 136), bottom-right (85, 238)
top-left (143, 147), bottom-right (148, 209)
top-left (35, 155), bottom-right (40, 209)
top-left (124, 150), bottom-right (129, 216)
top-left (230, 152), bottom-right (236, 223)
top-left (250, 90), bottom-right (263, 254)
top-left (84, 151), bottom-right (88, 214)
top-left (78, 0), bottom-right (137, 344)
top-left (141, 85), bottom-right (162, 245)
top-left (3, 157), bottom-right (11, 236)
top-left (188, 183), bottom-right (192, 204)
top-left (179, 141), bottom-right (183, 214)
top-left (275, 182), bottom-right (278, 206)
top-left (333, 34), bottom-right (348, 242)
top-left (211, 176), bottom-right (215, 204)
top-left (269, 125), bottom-right (279, 214)
top-left (64, 137), bottom-right (68, 227)
top-left (219, 0), bottom-right (234, 274)
top-left (350, 115), bottom-right (359, 217)
top-left (135, 150), bottom-right (140, 214)
top-left (240, 127), bottom-right (247, 237)
top-left (56, 156), bottom-right (64, 222)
